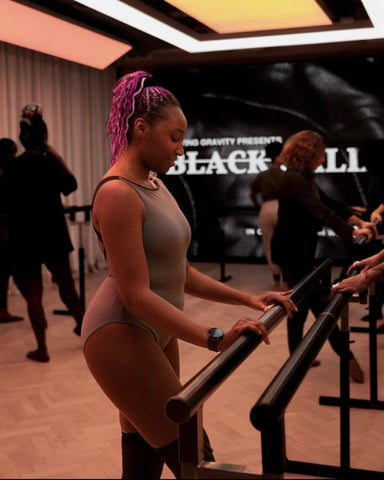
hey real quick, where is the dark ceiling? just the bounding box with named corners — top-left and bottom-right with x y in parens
top-left (12, 0), bottom-right (384, 70)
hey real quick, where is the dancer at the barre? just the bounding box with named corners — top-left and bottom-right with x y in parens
top-left (332, 248), bottom-right (384, 331)
top-left (250, 142), bottom-right (288, 290)
top-left (81, 71), bottom-right (297, 480)
top-left (6, 104), bottom-right (84, 363)
top-left (332, 249), bottom-right (384, 294)
top-left (271, 130), bottom-right (376, 382)
top-left (0, 138), bottom-right (23, 323)
top-left (354, 138), bottom-right (384, 323)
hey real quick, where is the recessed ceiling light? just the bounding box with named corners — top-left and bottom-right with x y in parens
top-left (74, 0), bottom-right (383, 53)
top-left (0, 0), bottom-right (131, 69)
top-left (165, 0), bottom-right (331, 34)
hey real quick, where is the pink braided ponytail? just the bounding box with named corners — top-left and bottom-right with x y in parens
top-left (107, 71), bottom-right (180, 166)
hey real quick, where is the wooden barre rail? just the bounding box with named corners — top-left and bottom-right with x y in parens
top-left (247, 251), bottom-right (383, 479)
top-left (250, 288), bottom-right (352, 431)
top-left (249, 247), bottom-right (370, 430)
top-left (63, 204), bottom-right (92, 222)
top-left (166, 258), bottom-right (332, 424)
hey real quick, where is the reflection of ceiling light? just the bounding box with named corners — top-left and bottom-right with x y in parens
top-left (165, 0), bottom-right (331, 34)
top-left (0, 0), bottom-right (131, 69)
top-left (75, 0), bottom-right (384, 53)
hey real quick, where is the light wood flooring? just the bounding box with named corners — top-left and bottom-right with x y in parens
top-left (0, 262), bottom-right (383, 479)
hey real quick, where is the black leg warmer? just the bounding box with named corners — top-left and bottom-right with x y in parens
top-left (156, 439), bottom-right (181, 479)
top-left (202, 428), bottom-right (215, 461)
top-left (155, 429), bottom-right (215, 479)
top-left (121, 432), bottom-right (164, 479)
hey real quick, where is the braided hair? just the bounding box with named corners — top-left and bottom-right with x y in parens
top-left (107, 71), bottom-right (180, 166)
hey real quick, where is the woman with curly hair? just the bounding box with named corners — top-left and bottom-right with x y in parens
top-left (271, 130), bottom-right (375, 381)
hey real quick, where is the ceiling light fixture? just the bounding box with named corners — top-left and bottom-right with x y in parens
top-left (164, 0), bottom-right (332, 34)
top-left (74, 0), bottom-right (383, 53)
top-left (0, 0), bottom-right (131, 69)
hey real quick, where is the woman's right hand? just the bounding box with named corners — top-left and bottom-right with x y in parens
top-left (346, 252), bottom-right (383, 276)
top-left (370, 206), bottom-right (383, 224)
top-left (331, 272), bottom-right (369, 295)
top-left (352, 227), bottom-right (374, 243)
top-left (219, 316), bottom-right (270, 352)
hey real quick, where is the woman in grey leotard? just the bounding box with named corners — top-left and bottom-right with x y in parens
top-left (81, 70), bottom-right (297, 479)
top-left (82, 174), bottom-right (191, 351)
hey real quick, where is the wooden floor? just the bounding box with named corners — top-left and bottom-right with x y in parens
top-left (0, 262), bottom-right (383, 479)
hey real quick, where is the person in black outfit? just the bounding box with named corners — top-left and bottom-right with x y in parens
top-left (6, 104), bottom-right (84, 362)
top-left (271, 130), bottom-right (376, 382)
top-left (0, 138), bottom-right (23, 323)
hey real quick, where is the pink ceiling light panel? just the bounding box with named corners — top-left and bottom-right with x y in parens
top-left (0, 0), bottom-right (131, 69)
top-left (165, 0), bottom-right (332, 33)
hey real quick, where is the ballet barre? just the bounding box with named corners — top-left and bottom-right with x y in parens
top-left (324, 220), bottom-right (384, 412)
top-left (53, 205), bottom-right (91, 315)
top-left (166, 258), bottom-right (332, 479)
top-left (250, 267), bottom-right (382, 479)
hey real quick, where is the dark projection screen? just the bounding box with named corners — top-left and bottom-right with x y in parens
top-left (154, 56), bottom-right (384, 262)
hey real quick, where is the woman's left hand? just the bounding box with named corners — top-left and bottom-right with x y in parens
top-left (353, 227), bottom-right (375, 242)
top-left (332, 267), bottom-right (383, 295)
top-left (249, 291), bottom-right (298, 318)
top-left (360, 220), bottom-right (378, 237)
top-left (331, 273), bottom-right (368, 295)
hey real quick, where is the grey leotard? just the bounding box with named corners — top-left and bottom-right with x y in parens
top-left (81, 176), bottom-right (191, 350)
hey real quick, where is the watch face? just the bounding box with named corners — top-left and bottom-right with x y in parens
top-left (209, 327), bottom-right (224, 339)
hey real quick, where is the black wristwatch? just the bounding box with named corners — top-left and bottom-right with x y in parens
top-left (207, 327), bottom-right (224, 351)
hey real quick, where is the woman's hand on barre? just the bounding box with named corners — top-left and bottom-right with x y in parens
top-left (370, 204), bottom-right (384, 224)
top-left (248, 291), bottom-right (297, 318)
top-left (332, 262), bottom-right (384, 295)
top-left (331, 272), bottom-right (372, 294)
top-left (346, 251), bottom-right (384, 276)
top-left (361, 220), bottom-right (379, 236)
top-left (352, 227), bottom-right (375, 242)
top-left (219, 317), bottom-right (270, 351)
top-left (346, 259), bottom-right (371, 276)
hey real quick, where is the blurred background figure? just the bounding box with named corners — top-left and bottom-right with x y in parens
top-left (6, 104), bottom-right (84, 362)
top-left (0, 138), bottom-right (23, 323)
top-left (356, 138), bottom-right (384, 323)
top-left (250, 142), bottom-right (288, 290)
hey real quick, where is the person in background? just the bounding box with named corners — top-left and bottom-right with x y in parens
top-left (81, 71), bottom-right (297, 479)
top-left (332, 249), bottom-right (384, 294)
top-left (0, 138), bottom-right (23, 323)
top-left (332, 248), bottom-right (384, 332)
top-left (6, 104), bottom-right (84, 362)
top-left (355, 138), bottom-right (384, 323)
top-left (271, 130), bottom-right (376, 382)
top-left (250, 142), bottom-right (288, 290)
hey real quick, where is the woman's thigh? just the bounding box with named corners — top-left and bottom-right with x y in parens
top-left (119, 336), bottom-right (180, 434)
top-left (84, 323), bottom-right (181, 447)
